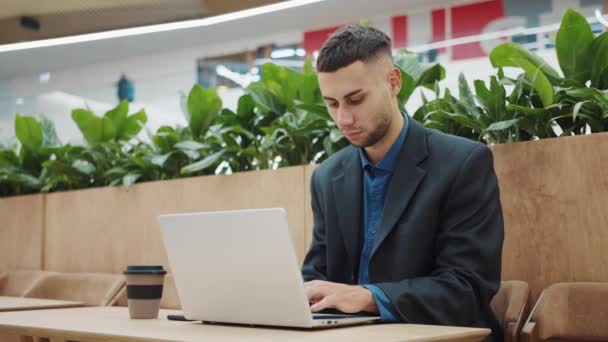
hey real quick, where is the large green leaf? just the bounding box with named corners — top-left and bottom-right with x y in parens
top-left (187, 85), bottom-right (222, 139)
top-left (175, 140), bottom-right (206, 150)
top-left (299, 73), bottom-right (320, 105)
top-left (590, 33), bottom-right (608, 90)
top-left (42, 160), bottom-right (82, 181)
top-left (0, 169), bottom-right (41, 189)
top-left (394, 51), bottom-right (444, 108)
top-left (0, 149), bottom-right (20, 168)
top-left (397, 68), bottom-right (416, 109)
top-left (303, 58), bottom-right (315, 76)
top-left (40, 115), bottom-right (61, 147)
top-left (490, 50), bottom-right (554, 108)
top-left (71, 159), bottom-right (96, 175)
top-left (512, 58), bottom-right (554, 107)
top-left (152, 126), bottom-right (179, 152)
top-left (565, 88), bottom-right (608, 106)
top-left (395, 52), bottom-right (424, 81)
top-left (296, 103), bottom-right (331, 121)
top-left (262, 63), bottom-right (299, 111)
top-left (236, 94), bottom-right (255, 118)
top-left (417, 64), bottom-right (446, 89)
top-left (474, 77), bottom-right (507, 121)
top-left (490, 43), bottom-right (563, 85)
top-left (507, 104), bottom-right (548, 115)
top-left (122, 173), bottom-right (141, 190)
top-left (120, 109), bottom-right (148, 141)
top-left (72, 109), bottom-right (116, 144)
top-left (180, 151), bottom-right (224, 175)
top-left (485, 118), bottom-right (520, 131)
top-left (424, 110), bottom-right (484, 132)
top-left (104, 101), bottom-right (129, 139)
top-left (15, 114), bottom-right (43, 151)
top-left (458, 73), bottom-right (481, 118)
top-left (149, 152), bottom-right (174, 167)
top-left (395, 51), bottom-right (445, 89)
top-left (246, 82), bottom-right (286, 114)
top-left (555, 8), bottom-right (595, 83)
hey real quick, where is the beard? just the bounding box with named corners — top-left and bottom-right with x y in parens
top-left (349, 111), bottom-right (391, 148)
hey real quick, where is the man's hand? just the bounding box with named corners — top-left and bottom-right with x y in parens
top-left (304, 280), bottom-right (378, 314)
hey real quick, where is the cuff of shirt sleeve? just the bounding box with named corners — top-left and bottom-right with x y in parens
top-left (362, 284), bottom-right (400, 322)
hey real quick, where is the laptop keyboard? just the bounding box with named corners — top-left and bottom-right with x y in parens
top-left (312, 313), bottom-right (357, 320)
top-left (311, 308), bottom-right (376, 320)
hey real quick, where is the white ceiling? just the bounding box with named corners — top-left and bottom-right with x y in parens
top-left (0, 0), bottom-right (480, 80)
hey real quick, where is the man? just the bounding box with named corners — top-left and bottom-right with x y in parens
top-left (301, 25), bottom-right (504, 342)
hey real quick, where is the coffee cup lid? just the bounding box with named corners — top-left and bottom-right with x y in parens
top-left (123, 265), bottom-right (167, 275)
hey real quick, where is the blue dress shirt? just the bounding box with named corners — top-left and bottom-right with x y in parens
top-left (357, 113), bottom-right (410, 322)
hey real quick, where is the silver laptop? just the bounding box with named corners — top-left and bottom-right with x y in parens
top-left (158, 208), bottom-right (380, 328)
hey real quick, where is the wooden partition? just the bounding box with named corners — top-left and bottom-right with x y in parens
top-left (0, 194), bottom-right (44, 271)
top-left (492, 133), bottom-right (608, 302)
top-left (43, 166), bottom-right (308, 274)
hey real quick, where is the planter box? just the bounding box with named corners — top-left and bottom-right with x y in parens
top-left (3, 166), bottom-right (309, 275)
top-left (492, 132), bottom-right (608, 302)
top-left (0, 194), bottom-right (44, 271)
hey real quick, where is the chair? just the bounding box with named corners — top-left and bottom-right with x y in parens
top-left (490, 280), bottom-right (530, 342)
top-left (23, 272), bottom-right (125, 306)
top-left (111, 273), bottom-right (181, 309)
top-left (521, 282), bottom-right (608, 342)
top-left (0, 270), bottom-right (56, 297)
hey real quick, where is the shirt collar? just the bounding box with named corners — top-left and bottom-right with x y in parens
top-left (359, 113), bottom-right (409, 173)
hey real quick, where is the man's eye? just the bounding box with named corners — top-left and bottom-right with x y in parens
top-left (350, 98), bottom-right (363, 105)
top-left (327, 102), bottom-right (338, 108)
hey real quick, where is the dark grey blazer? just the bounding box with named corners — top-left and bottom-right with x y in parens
top-left (302, 119), bottom-right (504, 342)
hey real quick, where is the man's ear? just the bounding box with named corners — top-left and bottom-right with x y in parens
top-left (388, 67), bottom-right (402, 96)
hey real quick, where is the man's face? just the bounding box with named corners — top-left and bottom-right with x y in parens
top-left (317, 57), bottom-right (401, 148)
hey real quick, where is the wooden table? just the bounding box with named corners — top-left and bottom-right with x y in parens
top-left (0, 296), bottom-right (84, 312)
top-left (0, 306), bottom-right (490, 342)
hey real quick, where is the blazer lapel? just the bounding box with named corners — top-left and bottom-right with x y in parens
top-left (332, 147), bottom-right (362, 272)
top-left (370, 119), bottom-right (429, 258)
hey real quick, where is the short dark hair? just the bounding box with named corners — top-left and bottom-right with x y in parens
top-left (316, 25), bottom-right (392, 73)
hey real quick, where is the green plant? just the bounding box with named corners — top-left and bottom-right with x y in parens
top-left (0, 114), bottom-right (63, 196)
top-left (36, 101), bottom-right (150, 192)
top-left (488, 8), bottom-right (608, 136)
top-left (72, 100), bottom-right (148, 144)
top-left (246, 61), bottom-right (344, 166)
top-left (394, 50), bottom-right (446, 110)
top-left (416, 8), bottom-right (608, 143)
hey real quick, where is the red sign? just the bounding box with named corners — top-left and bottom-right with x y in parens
top-left (303, 26), bottom-right (340, 55)
top-left (451, 0), bottom-right (505, 60)
top-left (303, 0), bottom-right (507, 60)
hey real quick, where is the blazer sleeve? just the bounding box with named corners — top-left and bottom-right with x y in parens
top-left (301, 169), bottom-right (328, 281)
top-left (374, 144), bottom-right (504, 325)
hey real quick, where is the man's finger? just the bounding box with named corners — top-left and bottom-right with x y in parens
top-left (304, 281), bottom-right (332, 301)
top-left (310, 295), bottom-right (334, 312)
top-left (305, 285), bottom-right (325, 302)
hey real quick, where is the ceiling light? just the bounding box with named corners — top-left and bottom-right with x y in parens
top-left (271, 48), bottom-right (296, 59)
top-left (39, 72), bottom-right (51, 83)
top-left (0, 0), bottom-right (326, 53)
